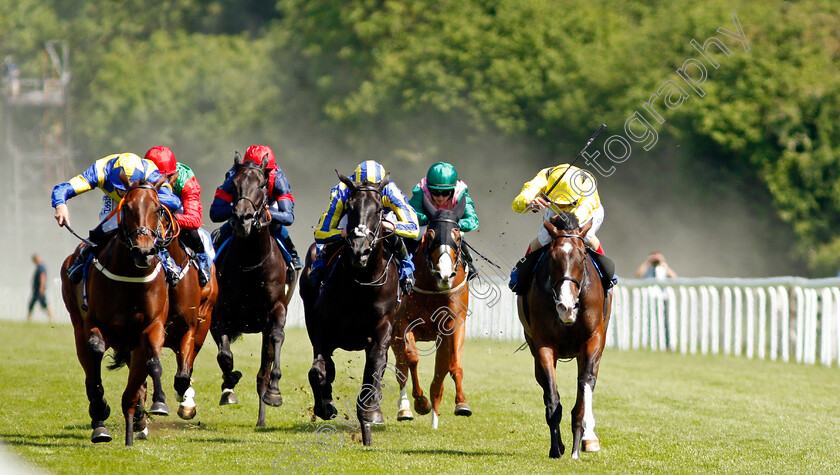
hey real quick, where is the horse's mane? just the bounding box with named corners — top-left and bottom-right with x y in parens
top-left (549, 212), bottom-right (579, 232)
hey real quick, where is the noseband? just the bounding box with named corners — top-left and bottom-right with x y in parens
top-left (232, 165), bottom-right (271, 230)
top-left (549, 233), bottom-right (588, 304)
top-left (117, 184), bottom-right (174, 254)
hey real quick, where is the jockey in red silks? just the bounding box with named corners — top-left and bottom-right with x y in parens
top-left (209, 144), bottom-right (301, 270)
top-left (144, 146), bottom-right (214, 286)
top-left (52, 152), bottom-right (182, 284)
top-left (311, 160), bottom-right (420, 295)
top-left (509, 164), bottom-right (616, 294)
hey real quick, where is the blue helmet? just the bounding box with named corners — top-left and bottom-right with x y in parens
top-left (352, 160), bottom-right (386, 184)
top-left (107, 153), bottom-right (151, 190)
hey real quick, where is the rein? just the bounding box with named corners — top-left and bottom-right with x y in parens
top-left (353, 248), bottom-right (395, 287)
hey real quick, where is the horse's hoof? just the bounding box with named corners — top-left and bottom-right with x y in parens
top-left (262, 391), bottom-right (283, 407)
top-left (454, 403), bottom-right (472, 417)
top-left (178, 404), bottom-right (196, 420)
top-left (582, 439), bottom-right (601, 452)
top-left (134, 427), bottom-right (149, 440)
top-left (397, 408), bottom-right (414, 421)
top-left (91, 427), bottom-right (112, 443)
top-left (149, 401), bottom-right (169, 416)
top-left (361, 409), bottom-right (385, 425)
top-left (414, 396), bottom-right (431, 415)
top-left (219, 388), bottom-right (239, 406)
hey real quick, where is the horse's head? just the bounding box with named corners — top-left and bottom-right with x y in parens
top-left (338, 170), bottom-right (389, 268)
top-left (117, 171), bottom-right (170, 268)
top-left (230, 151), bottom-right (271, 237)
top-left (544, 212), bottom-right (591, 325)
top-left (421, 192), bottom-right (466, 290)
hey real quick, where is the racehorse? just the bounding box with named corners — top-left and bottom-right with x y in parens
top-left (61, 173), bottom-right (173, 446)
top-left (157, 222), bottom-right (218, 420)
top-left (210, 152), bottom-right (295, 428)
top-left (391, 194), bottom-right (471, 428)
top-left (517, 212), bottom-right (612, 459)
top-left (299, 171), bottom-right (401, 446)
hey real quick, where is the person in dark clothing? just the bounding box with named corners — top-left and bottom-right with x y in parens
top-left (27, 254), bottom-right (55, 323)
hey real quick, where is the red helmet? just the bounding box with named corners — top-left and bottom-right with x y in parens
top-left (144, 146), bottom-right (177, 175)
top-left (243, 145), bottom-right (277, 170)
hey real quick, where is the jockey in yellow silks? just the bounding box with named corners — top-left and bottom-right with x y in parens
top-left (509, 164), bottom-right (615, 293)
top-left (512, 164), bottom-right (603, 254)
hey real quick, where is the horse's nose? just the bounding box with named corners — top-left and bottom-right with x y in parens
top-left (362, 247), bottom-right (372, 257)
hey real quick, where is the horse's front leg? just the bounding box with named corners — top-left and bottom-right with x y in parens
top-left (535, 346), bottom-right (564, 458)
top-left (75, 326), bottom-right (112, 443)
top-left (358, 322), bottom-right (393, 445)
top-left (390, 329), bottom-right (416, 421)
top-left (123, 347), bottom-right (151, 446)
top-left (309, 349), bottom-right (337, 421)
top-left (212, 315), bottom-right (242, 405)
top-left (145, 321), bottom-right (169, 417)
top-left (571, 335), bottom-right (606, 459)
top-left (262, 301), bottom-right (286, 407)
top-left (450, 321), bottom-right (472, 417)
top-left (175, 327), bottom-right (198, 420)
top-left (401, 325), bottom-right (430, 416)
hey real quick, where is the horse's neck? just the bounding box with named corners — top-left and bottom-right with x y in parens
top-left (233, 227), bottom-right (273, 264)
top-left (166, 237), bottom-right (187, 261)
top-left (99, 235), bottom-right (152, 276)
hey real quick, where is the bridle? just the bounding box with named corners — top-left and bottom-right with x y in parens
top-left (344, 185), bottom-right (395, 286)
top-left (423, 215), bottom-right (464, 274)
top-left (231, 164), bottom-right (272, 231)
top-left (117, 184), bottom-right (177, 255)
top-left (548, 233), bottom-right (588, 305)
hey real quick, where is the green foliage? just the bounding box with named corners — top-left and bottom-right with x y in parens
top-left (5, 0), bottom-right (840, 273)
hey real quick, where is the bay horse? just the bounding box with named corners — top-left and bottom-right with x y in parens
top-left (517, 212), bottom-right (612, 459)
top-left (391, 193), bottom-right (471, 429)
top-left (299, 171), bottom-right (401, 446)
top-left (61, 173), bottom-right (173, 446)
top-left (157, 222), bottom-right (218, 420)
top-left (210, 152), bottom-right (295, 428)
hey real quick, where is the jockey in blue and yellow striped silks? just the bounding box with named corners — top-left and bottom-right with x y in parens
top-left (315, 160), bottom-right (419, 243)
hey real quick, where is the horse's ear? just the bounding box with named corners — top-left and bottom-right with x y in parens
top-left (425, 228), bottom-right (436, 243)
top-left (260, 154), bottom-right (269, 171)
top-left (577, 219), bottom-right (593, 237)
top-left (421, 190), bottom-right (436, 216)
top-left (234, 151), bottom-right (243, 167)
top-left (377, 172), bottom-right (390, 191)
top-left (543, 219), bottom-right (558, 236)
top-left (119, 169), bottom-right (131, 189)
top-left (452, 192), bottom-right (467, 218)
top-left (153, 174), bottom-right (167, 191)
top-left (337, 170), bottom-right (355, 190)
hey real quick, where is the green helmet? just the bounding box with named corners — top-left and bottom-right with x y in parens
top-left (426, 162), bottom-right (458, 190)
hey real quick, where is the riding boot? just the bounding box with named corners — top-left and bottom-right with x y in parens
top-left (68, 244), bottom-right (93, 284)
top-left (158, 249), bottom-right (182, 286)
top-left (283, 235), bottom-right (303, 271)
top-left (68, 227), bottom-right (109, 284)
top-left (587, 248), bottom-right (616, 293)
top-left (462, 248), bottom-right (478, 281)
top-left (509, 245), bottom-right (548, 295)
top-left (196, 253), bottom-right (212, 287)
top-left (398, 257), bottom-right (415, 296)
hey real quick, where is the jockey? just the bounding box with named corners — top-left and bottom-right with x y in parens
top-left (209, 144), bottom-right (302, 270)
top-left (408, 162), bottom-right (479, 280)
top-left (144, 146), bottom-right (214, 286)
top-left (52, 152), bottom-right (182, 284)
top-left (311, 160), bottom-right (419, 295)
top-left (509, 164), bottom-right (615, 293)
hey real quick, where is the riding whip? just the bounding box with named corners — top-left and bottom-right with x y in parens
top-left (462, 241), bottom-right (502, 269)
top-left (63, 223), bottom-right (97, 247)
top-left (540, 123), bottom-right (607, 202)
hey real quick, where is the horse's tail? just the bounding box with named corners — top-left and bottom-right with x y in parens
top-left (106, 349), bottom-right (132, 371)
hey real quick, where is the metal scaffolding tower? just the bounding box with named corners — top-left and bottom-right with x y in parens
top-left (3, 41), bottom-right (72, 253)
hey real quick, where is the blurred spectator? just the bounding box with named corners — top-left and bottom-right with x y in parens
top-left (27, 254), bottom-right (55, 323)
top-left (636, 252), bottom-right (677, 280)
top-left (2, 56), bottom-right (20, 99)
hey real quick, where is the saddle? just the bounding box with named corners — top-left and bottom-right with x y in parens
top-left (509, 246), bottom-right (616, 296)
